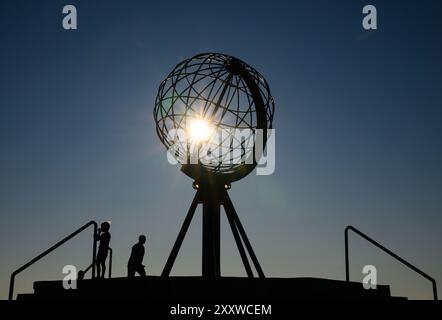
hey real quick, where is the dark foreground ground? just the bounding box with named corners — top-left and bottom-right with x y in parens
top-left (16, 276), bottom-right (405, 300)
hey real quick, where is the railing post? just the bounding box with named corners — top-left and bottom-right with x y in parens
top-left (108, 248), bottom-right (112, 279)
top-left (432, 280), bottom-right (438, 301)
top-left (345, 226), bottom-right (350, 282)
top-left (92, 223), bottom-right (97, 279)
top-left (8, 274), bottom-right (15, 301)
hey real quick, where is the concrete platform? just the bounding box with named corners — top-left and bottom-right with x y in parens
top-left (16, 276), bottom-right (405, 300)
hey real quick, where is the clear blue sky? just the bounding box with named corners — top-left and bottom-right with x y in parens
top-left (0, 0), bottom-right (441, 299)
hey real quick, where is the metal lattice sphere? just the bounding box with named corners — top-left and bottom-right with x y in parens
top-left (154, 53), bottom-right (274, 183)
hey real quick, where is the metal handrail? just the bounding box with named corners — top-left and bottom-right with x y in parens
top-left (8, 220), bottom-right (98, 300)
top-left (81, 262), bottom-right (94, 278)
top-left (81, 247), bottom-right (112, 279)
top-left (345, 225), bottom-right (438, 300)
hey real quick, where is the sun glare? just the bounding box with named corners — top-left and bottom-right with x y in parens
top-left (188, 118), bottom-right (213, 143)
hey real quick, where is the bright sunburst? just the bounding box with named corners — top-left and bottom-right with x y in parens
top-left (187, 118), bottom-right (213, 143)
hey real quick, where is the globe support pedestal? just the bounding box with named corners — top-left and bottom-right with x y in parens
top-left (202, 186), bottom-right (221, 278)
top-left (161, 184), bottom-right (265, 279)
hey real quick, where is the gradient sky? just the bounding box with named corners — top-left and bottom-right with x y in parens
top-left (1, 0), bottom-right (441, 300)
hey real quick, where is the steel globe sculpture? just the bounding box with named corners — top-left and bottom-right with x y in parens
top-left (154, 53), bottom-right (274, 183)
top-left (155, 53), bottom-right (274, 278)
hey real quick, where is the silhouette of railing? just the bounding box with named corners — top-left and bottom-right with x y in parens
top-left (8, 220), bottom-right (98, 301)
top-left (108, 247), bottom-right (112, 279)
top-left (345, 225), bottom-right (438, 300)
top-left (81, 247), bottom-right (112, 279)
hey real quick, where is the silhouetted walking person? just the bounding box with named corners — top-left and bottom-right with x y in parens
top-left (128, 235), bottom-right (147, 277)
top-left (95, 222), bottom-right (111, 278)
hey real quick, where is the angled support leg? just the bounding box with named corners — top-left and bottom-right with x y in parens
top-left (224, 203), bottom-right (254, 277)
top-left (161, 191), bottom-right (200, 277)
top-left (223, 192), bottom-right (265, 278)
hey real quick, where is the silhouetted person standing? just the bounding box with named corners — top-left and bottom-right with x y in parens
top-left (95, 222), bottom-right (111, 279)
top-left (128, 235), bottom-right (147, 277)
